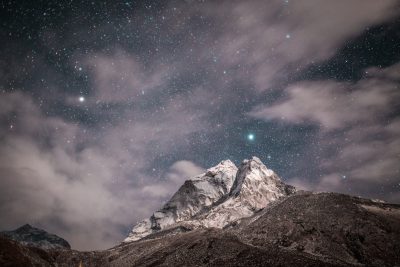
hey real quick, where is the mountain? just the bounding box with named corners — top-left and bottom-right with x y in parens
top-left (1, 157), bottom-right (400, 267)
top-left (125, 159), bottom-right (238, 242)
top-left (0, 224), bottom-right (70, 250)
top-left (125, 157), bottom-right (295, 242)
top-left (229, 192), bottom-right (400, 266)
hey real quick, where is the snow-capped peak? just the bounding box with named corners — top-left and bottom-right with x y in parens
top-left (124, 159), bottom-right (238, 242)
top-left (189, 157), bottom-right (295, 228)
top-left (230, 156), bottom-right (275, 197)
top-left (124, 157), bottom-right (296, 242)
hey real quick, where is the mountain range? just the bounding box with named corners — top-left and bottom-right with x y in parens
top-left (1, 157), bottom-right (399, 266)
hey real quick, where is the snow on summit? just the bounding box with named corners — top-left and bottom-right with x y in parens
top-left (124, 157), bottom-right (296, 242)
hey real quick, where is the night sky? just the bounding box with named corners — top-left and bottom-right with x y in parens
top-left (1, 0), bottom-right (400, 250)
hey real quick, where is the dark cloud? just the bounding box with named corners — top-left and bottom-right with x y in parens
top-left (1, 0), bottom-right (399, 250)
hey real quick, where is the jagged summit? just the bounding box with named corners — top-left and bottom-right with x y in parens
top-left (230, 156), bottom-right (275, 196)
top-left (124, 157), bottom-right (295, 242)
top-left (189, 157), bottom-right (295, 228)
top-left (230, 156), bottom-right (295, 208)
top-left (124, 159), bottom-right (238, 242)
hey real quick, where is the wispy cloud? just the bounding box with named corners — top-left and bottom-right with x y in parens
top-left (0, 88), bottom-right (206, 250)
top-left (250, 63), bottom-right (400, 199)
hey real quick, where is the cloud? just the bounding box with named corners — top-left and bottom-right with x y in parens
top-left (0, 41), bottom-right (211, 250)
top-left (249, 67), bottom-right (399, 130)
top-left (0, 89), bottom-right (207, 250)
top-left (0, 93), bottom-right (137, 249)
top-left (142, 160), bottom-right (205, 197)
top-left (83, 50), bottom-right (170, 103)
top-left (188, 0), bottom-right (400, 91)
top-left (166, 160), bottom-right (205, 183)
top-left (255, 64), bottom-right (400, 200)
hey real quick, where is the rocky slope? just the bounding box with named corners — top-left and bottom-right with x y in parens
top-left (0, 224), bottom-right (70, 250)
top-left (2, 192), bottom-right (399, 266)
top-left (1, 157), bottom-right (399, 266)
top-left (229, 192), bottom-right (400, 267)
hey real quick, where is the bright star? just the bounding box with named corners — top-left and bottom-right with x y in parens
top-left (79, 96), bottom-right (85, 102)
top-left (247, 133), bottom-right (255, 141)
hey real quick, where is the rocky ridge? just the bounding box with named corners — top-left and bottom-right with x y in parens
top-left (0, 224), bottom-right (70, 250)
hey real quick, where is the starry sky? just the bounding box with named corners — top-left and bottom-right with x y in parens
top-left (1, 0), bottom-right (400, 250)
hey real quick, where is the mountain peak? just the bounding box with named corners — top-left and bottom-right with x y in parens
top-left (240, 156), bottom-right (274, 176)
top-left (204, 159), bottom-right (236, 176)
top-left (216, 159), bottom-right (236, 167)
top-left (230, 156), bottom-right (276, 197)
top-left (14, 224), bottom-right (44, 235)
top-left (243, 156), bottom-right (262, 164)
top-left (125, 157), bottom-right (296, 242)
top-left (1, 224), bottom-right (71, 250)
top-left (124, 160), bottom-right (238, 242)
top-left (18, 224), bottom-right (33, 231)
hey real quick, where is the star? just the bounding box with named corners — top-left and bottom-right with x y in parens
top-left (79, 96), bottom-right (85, 102)
top-left (247, 133), bottom-right (255, 141)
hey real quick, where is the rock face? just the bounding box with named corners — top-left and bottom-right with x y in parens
top-left (190, 157), bottom-right (296, 228)
top-left (0, 224), bottom-right (70, 250)
top-left (125, 159), bottom-right (238, 241)
top-left (125, 157), bottom-right (295, 242)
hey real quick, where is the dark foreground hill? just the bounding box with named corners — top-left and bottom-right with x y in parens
top-left (1, 224), bottom-right (70, 250)
top-left (1, 192), bottom-right (399, 267)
